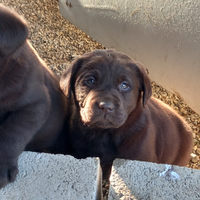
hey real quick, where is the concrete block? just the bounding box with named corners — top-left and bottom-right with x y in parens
top-left (108, 159), bottom-right (200, 200)
top-left (0, 152), bottom-right (102, 200)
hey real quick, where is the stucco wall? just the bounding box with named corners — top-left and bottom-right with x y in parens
top-left (60, 0), bottom-right (200, 114)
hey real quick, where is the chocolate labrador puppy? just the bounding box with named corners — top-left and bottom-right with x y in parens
top-left (60, 49), bottom-right (193, 179)
top-left (0, 4), bottom-right (68, 188)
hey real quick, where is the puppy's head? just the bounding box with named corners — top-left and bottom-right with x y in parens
top-left (0, 4), bottom-right (28, 57)
top-left (60, 49), bottom-right (152, 129)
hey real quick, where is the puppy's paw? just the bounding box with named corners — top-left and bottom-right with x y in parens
top-left (0, 165), bottom-right (19, 189)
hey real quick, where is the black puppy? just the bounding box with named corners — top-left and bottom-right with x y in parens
top-left (0, 4), bottom-right (68, 188)
top-left (60, 49), bottom-right (193, 180)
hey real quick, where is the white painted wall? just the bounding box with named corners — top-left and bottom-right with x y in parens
top-left (60, 0), bottom-right (200, 114)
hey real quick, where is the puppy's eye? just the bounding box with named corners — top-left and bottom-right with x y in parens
top-left (119, 81), bottom-right (130, 92)
top-left (85, 77), bottom-right (96, 86)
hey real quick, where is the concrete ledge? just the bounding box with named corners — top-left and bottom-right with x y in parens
top-left (0, 152), bottom-right (102, 200)
top-left (108, 159), bottom-right (200, 200)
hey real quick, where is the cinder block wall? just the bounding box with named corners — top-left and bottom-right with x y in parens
top-left (0, 152), bottom-right (102, 200)
top-left (1, 152), bottom-right (200, 200)
top-left (109, 159), bottom-right (200, 200)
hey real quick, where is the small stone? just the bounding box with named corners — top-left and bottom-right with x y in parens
top-left (191, 154), bottom-right (199, 163)
top-left (193, 139), bottom-right (198, 144)
top-left (193, 145), bottom-right (197, 151)
top-left (196, 148), bottom-right (200, 155)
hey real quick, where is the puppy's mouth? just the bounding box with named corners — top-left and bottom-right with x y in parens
top-left (84, 119), bottom-right (120, 129)
top-left (94, 119), bottom-right (120, 129)
top-left (81, 111), bottom-right (124, 129)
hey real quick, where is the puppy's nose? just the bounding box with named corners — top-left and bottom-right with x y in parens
top-left (99, 102), bottom-right (114, 112)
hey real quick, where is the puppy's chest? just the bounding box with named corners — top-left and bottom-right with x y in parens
top-left (71, 126), bottom-right (118, 158)
top-left (88, 131), bottom-right (115, 152)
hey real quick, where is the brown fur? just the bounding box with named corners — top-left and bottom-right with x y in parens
top-left (0, 4), bottom-right (69, 188)
top-left (60, 49), bottom-right (193, 179)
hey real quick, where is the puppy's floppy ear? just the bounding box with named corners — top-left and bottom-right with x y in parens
top-left (60, 56), bottom-right (84, 99)
top-left (60, 65), bottom-right (73, 99)
top-left (136, 62), bottom-right (152, 106)
top-left (0, 4), bottom-right (29, 57)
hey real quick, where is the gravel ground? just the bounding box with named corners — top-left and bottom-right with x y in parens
top-left (1, 0), bottom-right (200, 198)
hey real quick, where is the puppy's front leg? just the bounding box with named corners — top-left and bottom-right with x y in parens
top-left (0, 101), bottom-right (49, 188)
